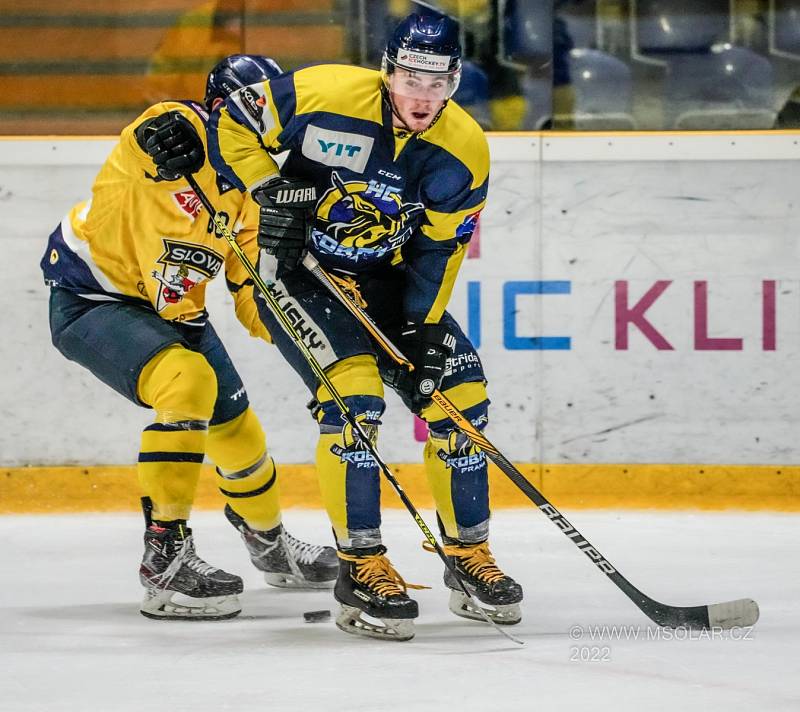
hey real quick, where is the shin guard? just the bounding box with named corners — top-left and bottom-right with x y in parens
top-left (208, 408), bottom-right (281, 531)
top-left (137, 346), bottom-right (217, 522)
top-left (314, 356), bottom-right (385, 549)
top-left (423, 389), bottom-right (491, 543)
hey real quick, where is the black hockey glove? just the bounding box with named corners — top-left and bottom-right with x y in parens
top-left (135, 111), bottom-right (205, 181)
top-left (391, 323), bottom-right (457, 413)
top-left (252, 178), bottom-right (318, 271)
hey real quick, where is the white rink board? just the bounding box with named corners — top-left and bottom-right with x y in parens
top-left (1, 133), bottom-right (799, 467)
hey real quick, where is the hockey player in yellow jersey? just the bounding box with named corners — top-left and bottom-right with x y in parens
top-left (41, 55), bottom-right (338, 621)
top-left (207, 15), bottom-right (523, 640)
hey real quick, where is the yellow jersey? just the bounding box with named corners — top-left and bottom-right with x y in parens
top-left (42, 99), bottom-right (268, 340)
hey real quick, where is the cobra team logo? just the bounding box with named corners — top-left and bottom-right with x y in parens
top-left (151, 239), bottom-right (223, 311)
top-left (311, 171), bottom-right (425, 265)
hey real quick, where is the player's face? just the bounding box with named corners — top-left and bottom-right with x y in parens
top-left (389, 68), bottom-right (449, 132)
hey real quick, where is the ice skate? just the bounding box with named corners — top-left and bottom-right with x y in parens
top-left (334, 546), bottom-right (421, 641)
top-left (139, 521), bottom-right (243, 621)
top-left (224, 504), bottom-right (338, 588)
top-left (440, 539), bottom-right (523, 625)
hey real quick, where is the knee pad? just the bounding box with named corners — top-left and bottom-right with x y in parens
top-left (207, 407), bottom-right (267, 473)
top-left (138, 345), bottom-right (218, 423)
top-left (424, 381), bottom-right (489, 441)
top-left (316, 395), bottom-right (385, 434)
top-left (427, 396), bottom-right (489, 463)
top-left (315, 355), bottom-right (385, 435)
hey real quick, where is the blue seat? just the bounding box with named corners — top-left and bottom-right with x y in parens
top-left (503, 0), bottom-right (557, 128)
top-left (357, 0), bottom-right (391, 65)
top-left (633, 0), bottom-right (730, 54)
top-left (520, 75), bottom-right (552, 129)
top-left (664, 44), bottom-right (776, 129)
top-left (453, 60), bottom-right (492, 129)
top-left (567, 48), bottom-right (636, 129)
top-left (503, 0), bottom-right (553, 60)
top-left (558, 0), bottom-right (599, 50)
top-left (770, 0), bottom-right (800, 60)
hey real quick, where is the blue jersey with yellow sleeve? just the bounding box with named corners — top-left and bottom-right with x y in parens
top-left (40, 100), bottom-right (268, 341)
top-left (208, 64), bottom-right (488, 324)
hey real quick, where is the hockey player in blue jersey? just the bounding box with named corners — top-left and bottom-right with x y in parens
top-left (208, 13), bottom-right (523, 640)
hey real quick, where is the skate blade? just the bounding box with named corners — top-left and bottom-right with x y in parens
top-left (263, 572), bottom-right (335, 590)
top-left (448, 590), bottom-right (522, 626)
top-left (335, 605), bottom-right (415, 642)
top-left (140, 589), bottom-right (242, 621)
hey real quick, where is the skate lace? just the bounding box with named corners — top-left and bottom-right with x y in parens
top-left (424, 541), bottom-right (506, 585)
top-left (338, 551), bottom-right (427, 597)
top-left (150, 535), bottom-right (218, 590)
top-left (329, 273), bottom-right (368, 309)
top-left (282, 531), bottom-right (328, 566)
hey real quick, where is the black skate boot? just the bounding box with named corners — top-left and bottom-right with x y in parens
top-left (139, 520), bottom-right (243, 621)
top-left (440, 539), bottom-right (523, 625)
top-left (334, 546), bottom-right (421, 641)
top-left (224, 504), bottom-right (338, 589)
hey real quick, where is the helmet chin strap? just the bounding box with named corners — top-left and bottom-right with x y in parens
top-left (381, 84), bottom-right (447, 136)
top-left (381, 85), bottom-right (413, 133)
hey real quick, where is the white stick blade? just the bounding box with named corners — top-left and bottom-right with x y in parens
top-left (707, 598), bottom-right (759, 629)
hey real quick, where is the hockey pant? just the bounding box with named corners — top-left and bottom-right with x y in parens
top-left (48, 289), bottom-right (280, 527)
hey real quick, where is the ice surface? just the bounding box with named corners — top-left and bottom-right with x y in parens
top-left (0, 509), bottom-right (796, 712)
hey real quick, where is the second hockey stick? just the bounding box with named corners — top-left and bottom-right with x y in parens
top-left (302, 252), bottom-right (760, 631)
top-left (185, 175), bottom-right (523, 645)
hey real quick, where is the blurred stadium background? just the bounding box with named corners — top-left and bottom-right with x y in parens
top-left (0, 0), bottom-right (797, 133)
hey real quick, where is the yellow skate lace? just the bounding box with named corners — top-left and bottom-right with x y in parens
top-left (337, 551), bottom-right (427, 596)
top-left (329, 273), bottom-right (368, 309)
top-left (423, 541), bottom-right (506, 585)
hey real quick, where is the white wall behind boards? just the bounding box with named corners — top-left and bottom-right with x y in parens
top-left (1, 134), bottom-right (798, 467)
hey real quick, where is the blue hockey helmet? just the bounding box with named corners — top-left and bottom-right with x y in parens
top-left (204, 54), bottom-right (283, 109)
top-left (382, 13), bottom-right (462, 100)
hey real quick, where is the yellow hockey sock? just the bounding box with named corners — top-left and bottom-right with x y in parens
top-left (316, 431), bottom-right (351, 544)
top-left (136, 345), bottom-right (217, 522)
top-left (420, 381), bottom-right (491, 542)
top-left (314, 355), bottom-right (384, 549)
top-left (424, 432), bottom-right (459, 539)
top-left (209, 408), bottom-right (281, 531)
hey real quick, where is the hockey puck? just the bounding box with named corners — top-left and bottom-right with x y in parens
top-left (303, 609), bottom-right (331, 623)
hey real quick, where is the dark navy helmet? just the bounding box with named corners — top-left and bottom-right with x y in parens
top-left (204, 54), bottom-right (283, 109)
top-left (382, 13), bottom-right (462, 99)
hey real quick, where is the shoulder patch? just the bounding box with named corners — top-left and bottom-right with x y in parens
top-left (230, 84), bottom-right (274, 135)
top-left (302, 125), bottom-right (374, 173)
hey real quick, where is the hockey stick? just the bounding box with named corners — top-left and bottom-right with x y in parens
top-left (185, 175), bottom-right (522, 645)
top-left (302, 252), bottom-right (760, 631)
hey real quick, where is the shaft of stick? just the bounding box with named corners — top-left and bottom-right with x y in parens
top-left (303, 252), bottom-right (759, 630)
top-left (185, 176), bottom-right (523, 644)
